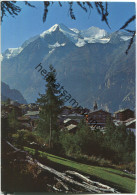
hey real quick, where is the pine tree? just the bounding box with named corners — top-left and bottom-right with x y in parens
top-left (36, 65), bottom-right (64, 148)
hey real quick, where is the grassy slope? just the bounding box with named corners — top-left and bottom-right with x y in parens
top-left (24, 147), bottom-right (135, 193)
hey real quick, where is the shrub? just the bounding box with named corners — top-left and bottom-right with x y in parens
top-left (59, 131), bottom-right (79, 156)
top-left (116, 161), bottom-right (135, 173)
top-left (12, 129), bottom-right (46, 149)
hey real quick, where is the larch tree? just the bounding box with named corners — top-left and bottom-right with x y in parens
top-left (36, 65), bottom-right (64, 148)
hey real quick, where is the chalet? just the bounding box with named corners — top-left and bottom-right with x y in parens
top-left (113, 118), bottom-right (136, 135)
top-left (87, 109), bottom-right (112, 127)
top-left (67, 113), bottom-right (84, 123)
top-left (114, 109), bottom-right (134, 121)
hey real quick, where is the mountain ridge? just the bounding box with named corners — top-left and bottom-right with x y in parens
top-left (2, 24), bottom-right (131, 59)
top-left (1, 82), bottom-right (27, 104)
top-left (1, 24), bottom-right (135, 112)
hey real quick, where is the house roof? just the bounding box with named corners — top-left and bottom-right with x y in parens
top-left (64, 118), bottom-right (72, 123)
top-left (25, 111), bottom-right (39, 116)
top-left (89, 109), bottom-right (111, 115)
top-left (66, 124), bottom-right (77, 131)
top-left (113, 118), bottom-right (136, 127)
top-left (68, 113), bottom-right (84, 117)
top-left (17, 116), bottom-right (30, 121)
top-left (114, 108), bottom-right (134, 114)
top-left (124, 118), bottom-right (135, 123)
top-left (125, 118), bottom-right (136, 127)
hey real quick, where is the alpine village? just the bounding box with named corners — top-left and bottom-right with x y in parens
top-left (1, 2), bottom-right (136, 192)
top-left (2, 65), bottom-right (135, 193)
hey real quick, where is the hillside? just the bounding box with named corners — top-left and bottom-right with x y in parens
top-left (1, 82), bottom-right (27, 104)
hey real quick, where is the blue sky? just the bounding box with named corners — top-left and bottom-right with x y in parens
top-left (1, 1), bottom-right (136, 52)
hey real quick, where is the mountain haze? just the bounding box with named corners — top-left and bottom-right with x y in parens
top-left (1, 24), bottom-right (135, 112)
top-left (1, 82), bottom-right (27, 104)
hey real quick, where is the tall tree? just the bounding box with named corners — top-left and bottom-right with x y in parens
top-left (36, 65), bottom-right (64, 148)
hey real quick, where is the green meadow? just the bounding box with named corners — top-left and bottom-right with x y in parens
top-left (24, 147), bottom-right (135, 193)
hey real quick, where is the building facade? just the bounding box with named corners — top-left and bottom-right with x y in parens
top-left (114, 109), bottom-right (134, 121)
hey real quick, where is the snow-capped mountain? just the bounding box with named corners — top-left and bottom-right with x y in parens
top-left (39, 24), bottom-right (132, 46)
top-left (2, 35), bottom-right (39, 60)
top-left (1, 24), bottom-right (135, 111)
top-left (40, 24), bottom-right (110, 46)
top-left (81, 26), bottom-right (107, 38)
top-left (3, 47), bottom-right (23, 59)
top-left (2, 24), bottom-right (132, 60)
top-left (40, 24), bottom-right (81, 44)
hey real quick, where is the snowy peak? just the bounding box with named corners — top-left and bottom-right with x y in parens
top-left (80, 26), bottom-right (109, 44)
top-left (58, 23), bottom-right (76, 34)
top-left (48, 24), bottom-right (60, 32)
top-left (48, 23), bottom-right (72, 33)
top-left (48, 42), bottom-right (66, 49)
top-left (109, 31), bottom-right (132, 44)
top-left (3, 24), bottom-right (133, 60)
top-left (70, 28), bottom-right (80, 34)
top-left (3, 47), bottom-right (23, 59)
top-left (81, 26), bottom-right (108, 38)
top-left (40, 24), bottom-right (110, 46)
top-left (40, 23), bottom-right (76, 38)
top-left (40, 23), bottom-right (80, 45)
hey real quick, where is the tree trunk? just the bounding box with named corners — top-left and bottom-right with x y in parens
top-left (49, 116), bottom-right (52, 148)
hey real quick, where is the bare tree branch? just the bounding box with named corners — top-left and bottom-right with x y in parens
top-left (125, 31), bottom-right (136, 55)
top-left (43, 1), bottom-right (50, 23)
top-left (69, 2), bottom-right (76, 20)
top-left (120, 15), bottom-right (136, 30)
top-left (1, 1), bottom-right (35, 22)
